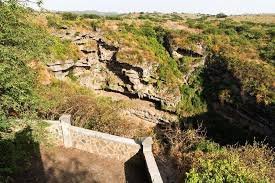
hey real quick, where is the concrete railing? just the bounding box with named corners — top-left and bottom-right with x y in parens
top-left (141, 137), bottom-right (163, 183)
top-left (46, 114), bottom-right (163, 183)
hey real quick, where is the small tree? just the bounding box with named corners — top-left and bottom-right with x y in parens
top-left (61, 12), bottom-right (78, 20)
top-left (216, 13), bottom-right (227, 18)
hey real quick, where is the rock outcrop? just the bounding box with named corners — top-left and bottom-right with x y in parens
top-left (47, 60), bottom-right (74, 80)
top-left (48, 29), bottom-right (181, 113)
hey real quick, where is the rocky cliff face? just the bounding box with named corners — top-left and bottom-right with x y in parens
top-left (48, 28), bottom-right (183, 111)
top-left (47, 28), bottom-right (180, 124)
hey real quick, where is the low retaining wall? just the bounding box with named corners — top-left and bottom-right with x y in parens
top-left (46, 114), bottom-right (163, 183)
top-left (70, 126), bottom-right (140, 161)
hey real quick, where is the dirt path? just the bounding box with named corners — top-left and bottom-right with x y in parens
top-left (15, 146), bottom-right (131, 183)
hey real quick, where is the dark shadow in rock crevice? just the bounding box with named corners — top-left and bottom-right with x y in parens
top-left (176, 48), bottom-right (203, 58)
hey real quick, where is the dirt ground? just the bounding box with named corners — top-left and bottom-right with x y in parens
top-left (15, 146), bottom-right (149, 183)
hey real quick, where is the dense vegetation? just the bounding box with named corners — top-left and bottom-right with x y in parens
top-left (0, 1), bottom-right (274, 182)
top-left (0, 0), bottom-right (44, 129)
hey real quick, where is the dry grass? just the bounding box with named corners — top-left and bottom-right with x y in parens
top-left (28, 13), bottom-right (49, 28)
top-left (28, 61), bottom-right (52, 85)
top-left (230, 14), bottom-right (275, 24)
top-left (162, 20), bottom-right (201, 33)
top-left (38, 80), bottom-right (152, 138)
top-left (229, 142), bottom-right (275, 182)
top-left (153, 124), bottom-right (206, 179)
top-left (169, 30), bottom-right (201, 51)
top-left (83, 40), bottom-right (98, 50)
top-left (57, 95), bottom-right (152, 138)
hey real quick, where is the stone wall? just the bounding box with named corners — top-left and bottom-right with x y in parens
top-left (45, 120), bottom-right (63, 146)
top-left (46, 117), bottom-right (140, 162)
top-left (69, 126), bottom-right (140, 162)
top-left (45, 115), bottom-right (163, 182)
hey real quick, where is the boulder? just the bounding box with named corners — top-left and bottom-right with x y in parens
top-left (87, 52), bottom-right (99, 64)
top-left (74, 38), bottom-right (89, 45)
top-left (75, 58), bottom-right (91, 67)
top-left (123, 69), bottom-right (140, 79)
top-left (47, 60), bottom-right (74, 72)
top-left (80, 47), bottom-right (94, 54)
top-left (73, 67), bottom-right (86, 76)
top-left (78, 72), bottom-right (107, 90)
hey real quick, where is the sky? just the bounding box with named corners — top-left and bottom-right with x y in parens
top-left (41, 0), bottom-right (275, 15)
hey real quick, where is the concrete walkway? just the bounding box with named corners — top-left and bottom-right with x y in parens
top-left (15, 146), bottom-right (149, 183)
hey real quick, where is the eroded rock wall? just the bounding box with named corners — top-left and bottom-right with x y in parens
top-left (48, 28), bottom-right (181, 116)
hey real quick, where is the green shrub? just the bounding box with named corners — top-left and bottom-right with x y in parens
top-left (0, 2), bottom-right (51, 61)
top-left (0, 46), bottom-right (39, 117)
top-left (61, 12), bottom-right (78, 21)
top-left (176, 69), bottom-right (207, 117)
top-left (81, 13), bottom-right (101, 19)
top-left (194, 140), bottom-right (221, 153)
top-left (234, 24), bottom-right (251, 33)
top-left (216, 13), bottom-right (227, 18)
top-left (90, 19), bottom-right (104, 31)
top-left (0, 114), bottom-right (9, 132)
top-left (49, 38), bottom-right (81, 61)
top-left (267, 26), bottom-right (275, 37)
top-left (0, 1), bottom-right (82, 120)
top-left (260, 40), bottom-right (275, 66)
top-left (186, 155), bottom-right (259, 183)
top-left (141, 24), bottom-right (157, 38)
top-left (155, 123), bottom-right (275, 182)
top-left (0, 1), bottom-right (50, 119)
top-left (224, 28), bottom-right (237, 35)
top-left (186, 148), bottom-right (272, 183)
top-left (105, 15), bottom-right (122, 20)
top-left (46, 15), bottom-right (62, 28)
